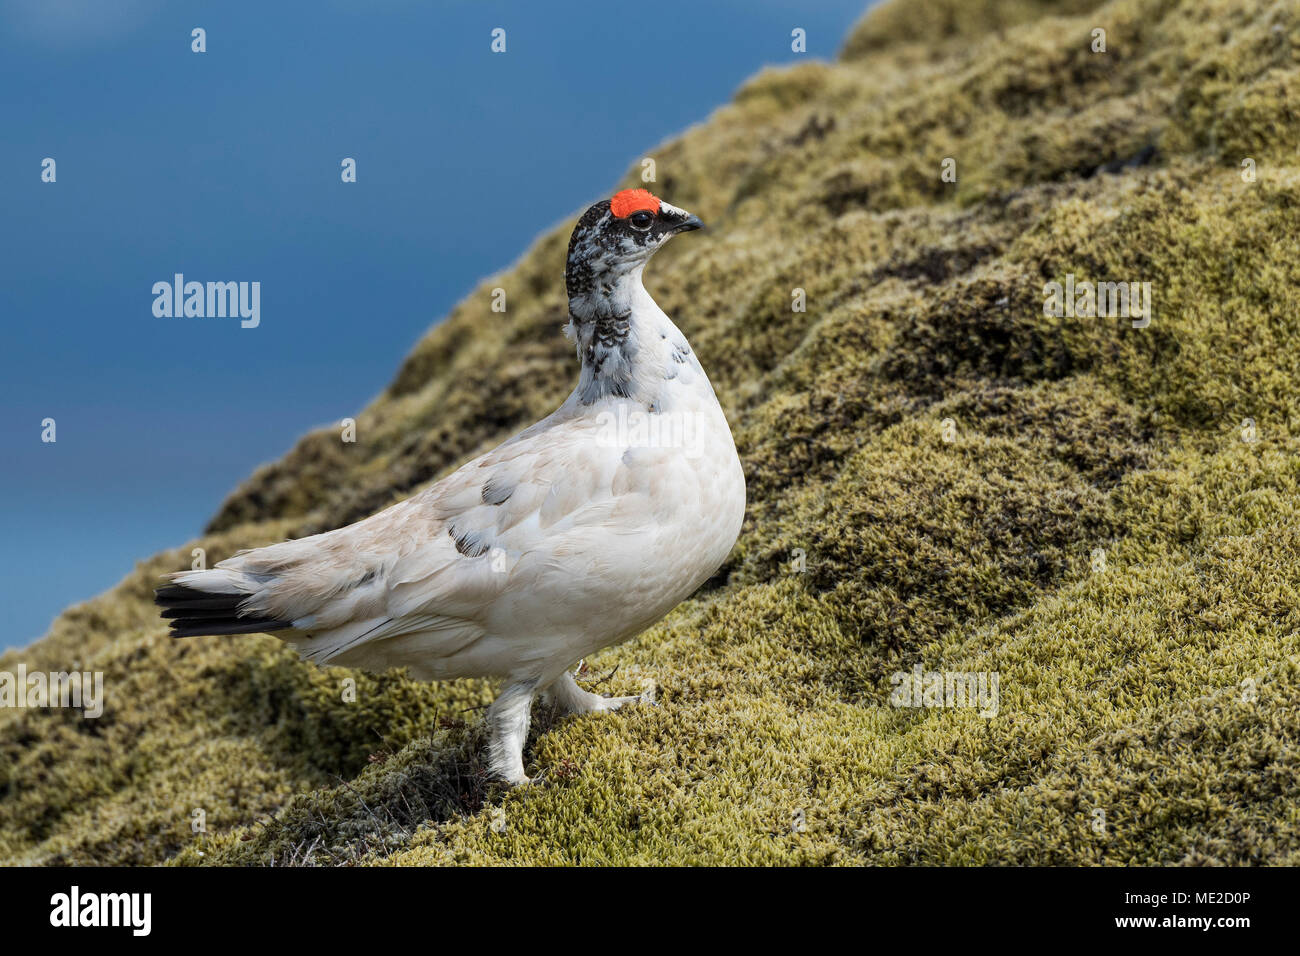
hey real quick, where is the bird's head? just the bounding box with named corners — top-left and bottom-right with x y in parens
top-left (565, 189), bottom-right (703, 307)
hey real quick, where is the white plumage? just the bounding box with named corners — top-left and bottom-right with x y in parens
top-left (158, 191), bottom-right (745, 783)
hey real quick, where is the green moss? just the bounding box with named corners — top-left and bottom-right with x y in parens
top-left (4, 0), bottom-right (1299, 865)
top-left (840, 0), bottom-right (1108, 59)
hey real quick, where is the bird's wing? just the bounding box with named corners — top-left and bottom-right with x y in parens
top-left (183, 411), bottom-right (647, 663)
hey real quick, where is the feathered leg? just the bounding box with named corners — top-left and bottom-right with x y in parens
top-left (486, 680), bottom-right (538, 785)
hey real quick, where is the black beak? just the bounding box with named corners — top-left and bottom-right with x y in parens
top-left (673, 214), bottom-right (704, 234)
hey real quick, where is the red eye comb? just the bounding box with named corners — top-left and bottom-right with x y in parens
top-left (610, 188), bottom-right (661, 219)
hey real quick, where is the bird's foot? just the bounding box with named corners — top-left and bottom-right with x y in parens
top-left (491, 766), bottom-right (532, 787)
top-left (547, 671), bottom-right (656, 715)
top-left (588, 692), bottom-right (652, 713)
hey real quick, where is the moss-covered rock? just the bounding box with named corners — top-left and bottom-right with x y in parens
top-left (4, 0), bottom-right (1299, 865)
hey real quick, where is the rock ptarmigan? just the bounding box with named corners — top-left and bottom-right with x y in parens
top-left (156, 188), bottom-right (746, 784)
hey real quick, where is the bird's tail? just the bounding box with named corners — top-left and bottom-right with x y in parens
top-left (155, 569), bottom-right (293, 638)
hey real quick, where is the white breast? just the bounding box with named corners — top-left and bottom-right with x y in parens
top-left (480, 324), bottom-right (745, 672)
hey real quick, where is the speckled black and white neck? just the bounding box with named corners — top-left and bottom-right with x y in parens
top-left (564, 198), bottom-right (702, 406)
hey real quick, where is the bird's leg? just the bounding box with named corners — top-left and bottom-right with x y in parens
top-left (486, 680), bottom-right (538, 786)
top-left (547, 670), bottom-right (649, 715)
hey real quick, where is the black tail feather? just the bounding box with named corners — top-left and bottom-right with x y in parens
top-left (155, 582), bottom-right (292, 639)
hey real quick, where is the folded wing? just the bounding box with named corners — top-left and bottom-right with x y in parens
top-left (158, 413), bottom-right (640, 667)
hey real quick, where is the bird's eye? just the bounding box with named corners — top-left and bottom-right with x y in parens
top-left (629, 211), bottom-right (654, 231)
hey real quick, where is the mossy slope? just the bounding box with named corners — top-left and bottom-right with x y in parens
top-left (3, 0), bottom-right (1299, 865)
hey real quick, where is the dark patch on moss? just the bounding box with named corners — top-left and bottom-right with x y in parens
top-left (879, 274), bottom-right (1083, 390)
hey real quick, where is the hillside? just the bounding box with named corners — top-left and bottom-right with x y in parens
top-left (3, 0), bottom-right (1299, 865)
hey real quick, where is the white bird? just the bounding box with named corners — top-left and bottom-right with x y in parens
top-left (156, 189), bottom-right (746, 785)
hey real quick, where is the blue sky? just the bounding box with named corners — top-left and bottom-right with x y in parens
top-left (0, 0), bottom-right (871, 651)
